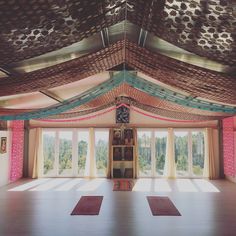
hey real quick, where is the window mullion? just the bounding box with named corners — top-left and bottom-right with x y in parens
top-left (188, 131), bottom-right (193, 177)
top-left (151, 130), bottom-right (156, 177)
top-left (72, 129), bottom-right (78, 177)
top-left (55, 130), bottom-right (60, 177)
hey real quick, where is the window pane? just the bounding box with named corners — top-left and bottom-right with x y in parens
top-left (78, 131), bottom-right (89, 176)
top-left (138, 131), bottom-right (152, 177)
top-left (95, 130), bottom-right (109, 177)
top-left (192, 131), bottom-right (205, 176)
top-left (174, 131), bottom-right (188, 176)
top-left (43, 131), bottom-right (56, 176)
top-left (155, 131), bottom-right (167, 176)
top-left (59, 131), bottom-right (73, 176)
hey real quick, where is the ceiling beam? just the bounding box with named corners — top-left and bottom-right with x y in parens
top-left (100, 28), bottom-right (110, 48)
top-left (138, 28), bottom-right (148, 47)
top-left (39, 90), bottom-right (64, 103)
top-left (0, 66), bottom-right (19, 76)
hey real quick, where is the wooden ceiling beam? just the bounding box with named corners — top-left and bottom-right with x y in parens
top-left (39, 90), bottom-right (64, 103)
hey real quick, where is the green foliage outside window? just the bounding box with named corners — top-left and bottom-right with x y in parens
top-left (43, 134), bottom-right (55, 174)
top-left (95, 139), bottom-right (108, 175)
top-left (175, 135), bottom-right (188, 174)
top-left (78, 140), bottom-right (88, 175)
top-left (192, 132), bottom-right (205, 176)
top-left (59, 138), bottom-right (72, 174)
top-left (138, 133), bottom-right (151, 176)
top-left (155, 137), bottom-right (166, 175)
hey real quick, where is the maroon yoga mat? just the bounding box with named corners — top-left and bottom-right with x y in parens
top-left (147, 196), bottom-right (181, 216)
top-left (71, 196), bottom-right (103, 215)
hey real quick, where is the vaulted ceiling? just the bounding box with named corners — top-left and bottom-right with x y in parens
top-left (0, 0), bottom-right (235, 121)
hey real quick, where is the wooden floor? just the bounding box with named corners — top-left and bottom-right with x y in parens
top-left (0, 178), bottom-right (236, 236)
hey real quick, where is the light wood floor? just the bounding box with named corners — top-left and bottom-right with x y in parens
top-left (0, 178), bottom-right (236, 236)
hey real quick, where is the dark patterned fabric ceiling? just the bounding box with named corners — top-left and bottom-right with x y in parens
top-left (128, 0), bottom-right (236, 66)
top-left (0, 0), bottom-right (235, 66)
top-left (0, 40), bottom-right (235, 105)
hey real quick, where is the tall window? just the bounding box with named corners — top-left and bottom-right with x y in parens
top-left (174, 131), bottom-right (189, 177)
top-left (137, 129), bottom-right (206, 178)
top-left (138, 131), bottom-right (152, 177)
top-left (42, 128), bottom-right (109, 177)
top-left (192, 131), bottom-right (205, 176)
top-left (78, 130), bottom-right (89, 176)
top-left (59, 131), bottom-right (73, 176)
top-left (95, 130), bottom-right (109, 177)
top-left (155, 131), bottom-right (167, 176)
top-left (43, 131), bottom-right (56, 176)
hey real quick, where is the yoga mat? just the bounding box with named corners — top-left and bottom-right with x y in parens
top-left (147, 196), bottom-right (181, 216)
top-left (71, 196), bottom-right (103, 215)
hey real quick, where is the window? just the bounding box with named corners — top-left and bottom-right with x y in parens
top-left (137, 129), bottom-right (206, 178)
top-left (155, 131), bottom-right (167, 176)
top-left (192, 131), bottom-right (205, 176)
top-left (77, 130), bottom-right (89, 176)
top-left (42, 131), bottom-right (56, 176)
top-left (58, 131), bottom-right (73, 176)
top-left (174, 131), bottom-right (189, 177)
top-left (42, 128), bottom-right (109, 177)
top-left (95, 130), bottom-right (109, 177)
top-left (138, 131), bottom-right (152, 177)
top-left (174, 130), bottom-right (205, 177)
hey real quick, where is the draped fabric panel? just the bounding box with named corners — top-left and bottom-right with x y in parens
top-left (87, 128), bottom-right (95, 178)
top-left (107, 129), bottom-right (113, 178)
top-left (205, 128), bottom-right (218, 179)
top-left (164, 128), bottom-right (176, 178)
top-left (133, 128), bottom-right (138, 178)
top-left (222, 117), bottom-right (236, 177)
top-left (9, 121), bottom-right (24, 182)
top-left (32, 128), bottom-right (42, 178)
top-left (203, 129), bottom-right (210, 178)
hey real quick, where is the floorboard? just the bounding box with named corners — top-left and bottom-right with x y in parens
top-left (0, 178), bottom-right (236, 236)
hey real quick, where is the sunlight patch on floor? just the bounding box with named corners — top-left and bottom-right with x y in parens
top-left (193, 179), bottom-right (220, 192)
top-left (8, 178), bottom-right (50, 191)
top-left (133, 179), bottom-right (152, 192)
top-left (154, 179), bottom-right (172, 192)
top-left (77, 178), bottom-right (105, 191)
top-left (30, 178), bottom-right (69, 191)
top-left (176, 179), bottom-right (198, 192)
top-left (55, 178), bottom-right (83, 191)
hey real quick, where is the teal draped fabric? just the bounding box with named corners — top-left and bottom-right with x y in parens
top-left (0, 71), bottom-right (236, 120)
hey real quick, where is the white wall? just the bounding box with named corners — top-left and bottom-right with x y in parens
top-left (0, 131), bottom-right (11, 187)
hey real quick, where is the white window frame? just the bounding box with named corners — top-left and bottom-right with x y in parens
top-left (153, 129), bottom-right (168, 177)
top-left (77, 128), bottom-right (90, 177)
top-left (173, 128), bottom-right (205, 178)
top-left (94, 128), bottom-right (109, 178)
top-left (137, 128), bottom-right (206, 178)
top-left (42, 128), bottom-right (89, 177)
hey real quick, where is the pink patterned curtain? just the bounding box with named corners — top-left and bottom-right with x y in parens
top-left (223, 117), bottom-right (235, 177)
top-left (10, 120), bottom-right (24, 182)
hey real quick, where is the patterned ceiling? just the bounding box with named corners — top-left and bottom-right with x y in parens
top-left (0, 0), bottom-right (235, 66)
top-left (0, 0), bottom-right (235, 121)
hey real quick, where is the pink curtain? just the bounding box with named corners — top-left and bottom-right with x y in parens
top-left (223, 117), bottom-right (235, 177)
top-left (10, 120), bottom-right (24, 182)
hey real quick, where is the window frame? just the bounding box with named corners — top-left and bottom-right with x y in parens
top-left (41, 128), bottom-right (109, 178)
top-left (137, 128), bottom-right (206, 178)
top-left (94, 128), bottom-right (109, 177)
